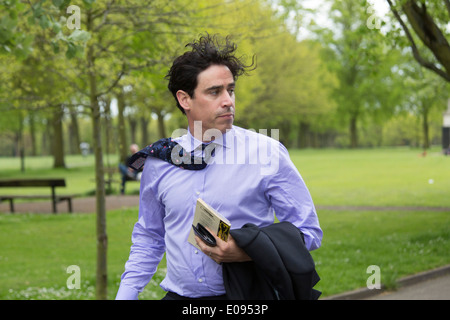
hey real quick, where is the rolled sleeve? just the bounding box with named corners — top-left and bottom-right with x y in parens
top-left (265, 144), bottom-right (322, 251)
top-left (115, 283), bottom-right (139, 300)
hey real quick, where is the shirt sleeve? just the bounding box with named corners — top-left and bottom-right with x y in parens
top-left (264, 143), bottom-right (323, 251)
top-left (115, 159), bottom-right (166, 300)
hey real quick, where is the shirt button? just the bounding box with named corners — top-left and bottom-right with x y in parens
top-left (194, 250), bottom-right (198, 254)
top-left (198, 278), bottom-right (203, 283)
top-left (196, 191), bottom-right (200, 195)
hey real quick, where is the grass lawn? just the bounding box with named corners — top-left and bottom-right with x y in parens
top-left (0, 208), bottom-right (167, 300)
top-left (0, 147), bottom-right (449, 299)
top-left (290, 147), bottom-right (450, 208)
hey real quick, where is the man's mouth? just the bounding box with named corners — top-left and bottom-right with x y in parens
top-left (218, 113), bottom-right (234, 118)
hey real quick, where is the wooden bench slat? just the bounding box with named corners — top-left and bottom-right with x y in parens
top-left (0, 195), bottom-right (74, 200)
top-left (0, 179), bottom-right (66, 187)
top-left (0, 178), bottom-right (72, 214)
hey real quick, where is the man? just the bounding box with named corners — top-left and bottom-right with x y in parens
top-left (118, 144), bottom-right (142, 195)
top-left (116, 34), bottom-right (322, 300)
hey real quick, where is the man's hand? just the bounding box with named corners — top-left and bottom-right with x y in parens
top-left (195, 228), bottom-right (251, 264)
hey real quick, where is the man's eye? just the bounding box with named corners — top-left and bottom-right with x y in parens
top-left (210, 90), bottom-right (219, 95)
top-left (228, 89), bottom-right (235, 95)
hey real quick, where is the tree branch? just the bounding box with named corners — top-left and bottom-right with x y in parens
top-left (402, 1), bottom-right (450, 73)
top-left (445, 0), bottom-right (450, 17)
top-left (96, 69), bottom-right (125, 98)
top-left (386, 0), bottom-right (450, 82)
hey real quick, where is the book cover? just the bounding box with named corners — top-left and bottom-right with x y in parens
top-left (188, 198), bottom-right (231, 250)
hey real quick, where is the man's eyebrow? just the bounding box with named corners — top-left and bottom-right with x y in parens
top-left (205, 85), bottom-right (223, 92)
top-left (205, 83), bottom-right (235, 92)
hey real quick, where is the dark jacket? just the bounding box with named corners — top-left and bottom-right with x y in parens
top-left (222, 222), bottom-right (321, 300)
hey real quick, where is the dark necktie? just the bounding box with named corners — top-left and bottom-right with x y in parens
top-left (128, 138), bottom-right (215, 171)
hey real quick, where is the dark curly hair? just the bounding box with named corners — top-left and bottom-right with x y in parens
top-left (166, 33), bottom-right (255, 114)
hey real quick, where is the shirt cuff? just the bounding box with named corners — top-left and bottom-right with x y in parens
top-left (115, 283), bottom-right (140, 300)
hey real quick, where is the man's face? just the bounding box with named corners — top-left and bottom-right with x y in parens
top-left (178, 64), bottom-right (235, 139)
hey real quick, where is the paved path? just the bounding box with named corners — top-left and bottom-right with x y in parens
top-left (0, 195), bottom-right (140, 214)
top-left (367, 273), bottom-right (450, 300)
top-left (325, 264), bottom-right (450, 300)
top-left (2, 198), bottom-right (449, 214)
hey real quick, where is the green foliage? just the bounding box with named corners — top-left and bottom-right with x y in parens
top-left (0, 0), bottom-right (448, 154)
top-left (0, 0), bottom-right (92, 59)
top-left (0, 0), bottom-right (32, 57)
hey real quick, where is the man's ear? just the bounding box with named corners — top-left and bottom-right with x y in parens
top-left (176, 90), bottom-right (191, 113)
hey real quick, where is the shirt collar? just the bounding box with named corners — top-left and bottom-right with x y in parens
top-left (175, 126), bottom-right (233, 152)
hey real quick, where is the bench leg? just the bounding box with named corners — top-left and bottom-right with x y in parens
top-left (67, 198), bottom-right (72, 213)
top-left (51, 187), bottom-right (57, 214)
top-left (9, 199), bottom-right (14, 213)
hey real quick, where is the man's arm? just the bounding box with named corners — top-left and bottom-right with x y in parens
top-left (116, 163), bottom-right (166, 300)
top-left (264, 143), bottom-right (322, 251)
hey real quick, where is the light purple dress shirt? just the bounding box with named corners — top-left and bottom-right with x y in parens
top-left (115, 126), bottom-right (322, 300)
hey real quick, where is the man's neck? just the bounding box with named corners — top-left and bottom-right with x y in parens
top-left (188, 121), bottom-right (227, 143)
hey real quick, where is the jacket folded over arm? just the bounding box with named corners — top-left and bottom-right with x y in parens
top-left (222, 222), bottom-right (321, 300)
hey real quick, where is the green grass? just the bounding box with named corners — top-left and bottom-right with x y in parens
top-left (290, 147), bottom-right (450, 207)
top-left (0, 209), bottom-right (167, 300)
top-left (0, 147), bottom-right (449, 299)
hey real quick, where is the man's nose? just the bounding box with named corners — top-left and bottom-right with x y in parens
top-left (221, 91), bottom-right (234, 107)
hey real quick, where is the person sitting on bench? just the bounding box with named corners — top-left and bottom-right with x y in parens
top-left (119, 144), bottom-right (142, 195)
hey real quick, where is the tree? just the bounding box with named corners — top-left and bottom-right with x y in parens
top-left (386, 0), bottom-right (450, 82)
top-left (317, 0), bottom-right (404, 148)
top-left (62, 0), bottom-right (202, 299)
top-left (6, 41), bottom-right (72, 168)
top-left (400, 63), bottom-right (449, 148)
top-left (237, 33), bottom-right (336, 147)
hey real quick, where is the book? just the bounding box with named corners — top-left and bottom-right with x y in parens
top-left (188, 198), bottom-right (231, 250)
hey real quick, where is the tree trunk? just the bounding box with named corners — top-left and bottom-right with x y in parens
top-left (16, 112), bottom-right (25, 172)
top-left (41, 126), bottom-right (49, 156)
top-left (156, 111), bottom-right (166, 139)
top-left (29, 111), bottom-right (37, 156)
top-left (140, 116), bottom-right (150, 147)
top-left (102, 98), bottom-right (114, 156)
top-left (349, 114), bottom-right (358, 148)
top-left (69, 107), bottom-right (81, 154)
top-left (117, 88), bottom-right (128, 164)
top-left (87, 12), bottom-right (108, 300)
top-left (129, 116), bottom-right (138, 144)
top-left (422, 106), bottom-right (430, 149)
top-left (298, 121), bottom-right (310, 148)
top-left (52, 105), bottom-right (66, 168)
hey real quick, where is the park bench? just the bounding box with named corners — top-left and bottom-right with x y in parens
top-left (0, 178), bottom-right (74, 214)
top-left (90, 167), bottom-right (139, 191)
top-left (103, 167), bottom-right (140, 193)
